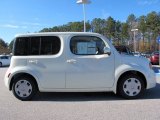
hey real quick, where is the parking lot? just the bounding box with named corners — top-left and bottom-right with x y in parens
top-left (0, 67), bottom-right (160, 120)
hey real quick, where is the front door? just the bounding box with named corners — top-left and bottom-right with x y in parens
top-left (66, 36), bottom-right (115, 88)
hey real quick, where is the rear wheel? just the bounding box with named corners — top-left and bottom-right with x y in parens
top-left (12, 76), bottom-right (37, 101)
top-left (118, 74), bottom-right (145, 99)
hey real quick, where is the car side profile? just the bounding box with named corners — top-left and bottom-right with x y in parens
top-left (0, 55), bottom-right (11, 67)
top-left (4, 32), bottom-right (156, 100)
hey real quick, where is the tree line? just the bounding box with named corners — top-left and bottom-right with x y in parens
top-left (1, 11), bottom-right (160, 53)
top-left (0, 38), bottom-right (10, 54)
top-left (40, 11), bottom-right (160, 52)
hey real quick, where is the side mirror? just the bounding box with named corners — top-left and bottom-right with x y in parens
top-left (103, 47), bottom-right (111, 55)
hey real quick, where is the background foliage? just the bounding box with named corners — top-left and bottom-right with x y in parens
top-left (1, 11), bottom-right (160, 53)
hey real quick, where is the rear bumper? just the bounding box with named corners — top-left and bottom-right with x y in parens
top-left (4, 68), bottom-right (11, 89)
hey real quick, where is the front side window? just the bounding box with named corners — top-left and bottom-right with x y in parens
top-left (70, 36), bottom-right (106, 55)
top-left (14, 36), bottom-right (61, 56)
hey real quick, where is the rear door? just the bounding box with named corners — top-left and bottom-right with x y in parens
top-left (14, 36), bottom-right (66, 89)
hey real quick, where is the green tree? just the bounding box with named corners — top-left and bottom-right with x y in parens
top-left (114, 21), bottom-right (122, 45)
top-left (126, 14), bottom-right (137, 50)
top-left (146, 11), bottom-right (160, 51)
top-left (105, 16), bottom-right (116, 40)
top-left (91, 18), bottom-right (106, 35)
top-left (138, 15), bottom-right (146, 51)
top-left (68, 22), bottom-right (83, 32)
top-left (0, 38), bottom-right (7, 48)
top-left (40, 21), bottom-right (91, 32)
top-left (127, 14), bottom-right (137, 29)
top-left (9, 40), bottom-right (14, 51)
top-left (121, 23), bottom-right (129, 44)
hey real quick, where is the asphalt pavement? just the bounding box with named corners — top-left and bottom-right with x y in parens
top-left (0, 67), bottom-right (160, 120)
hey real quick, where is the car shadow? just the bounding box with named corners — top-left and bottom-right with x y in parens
top-left (33, 83), bottom-right (160, 102)
top-left (142, 83), bottom-right (160, 99)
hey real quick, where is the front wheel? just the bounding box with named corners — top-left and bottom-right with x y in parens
top-left (12, 76), bottom-right (37, 101)
top-left (117, 74), bottom-right (145, 99)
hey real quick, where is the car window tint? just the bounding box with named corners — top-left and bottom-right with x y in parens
top-left (14, 36), bottom-right (60, 56)
top-left (30, 37), bottom-right (40, 55)
top-left (41, 36), bottom-right (60, 55)
top-left (14, 37), bottom-right (29, 55)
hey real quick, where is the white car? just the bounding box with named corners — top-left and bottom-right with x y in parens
top-left (4, 32), bottom-right (156, 101)
top-left (0, 55), bottom-right (11, 67)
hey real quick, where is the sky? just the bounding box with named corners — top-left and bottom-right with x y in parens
top-left (0, 0), bottom-right (160, 43)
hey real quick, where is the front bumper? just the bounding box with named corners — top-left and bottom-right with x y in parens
top-left (146, 70), bottom-right (156, 89)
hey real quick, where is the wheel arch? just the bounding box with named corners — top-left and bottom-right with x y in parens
top-left (116, 70), bottom-right (147, 93)
top-left (9, 72), bottom-right (39, 91)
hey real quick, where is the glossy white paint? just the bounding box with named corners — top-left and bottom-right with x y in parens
top-left (66, 35), bottom-right (115, 88)
top-left (4, 32), bottom-right (156, 94)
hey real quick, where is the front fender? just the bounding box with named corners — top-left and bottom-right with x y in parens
top-left (113, 63), bottom-right (148, 93)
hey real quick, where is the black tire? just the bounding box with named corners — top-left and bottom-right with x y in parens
top-left (117, 74), bottom-right (145, 99)
top-left (12, 76), bottom-right (37, 101)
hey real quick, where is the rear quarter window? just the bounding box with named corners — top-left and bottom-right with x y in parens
top-left (13, 36), bottom-right (61, 56)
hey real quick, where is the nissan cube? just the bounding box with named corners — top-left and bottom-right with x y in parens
top-left (4, 32), bottom-right (156, 100)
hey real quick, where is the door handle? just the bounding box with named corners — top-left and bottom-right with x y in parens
top-left (28, 60), bottom-right (38, 64)
top-left (66, 59), bottom-right (76, 64)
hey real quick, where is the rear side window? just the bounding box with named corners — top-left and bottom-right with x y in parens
top-left (14, 37), bottom-right (29, 55)
top-left (30, 37), bottom-right (40, 55)
top-left (14, 36), bottom-right (61, 56)
top-left (0, 56), bottom-right (9, 59)
top-left (70, 36), bottom-right (106, 55)
top-left (41, 36), bottom-right (60, 55)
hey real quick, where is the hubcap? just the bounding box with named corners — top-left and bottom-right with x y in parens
top-left (123, 78), bottom-right (141, 96)
top-left (15, 80), bottom-right (32, 98)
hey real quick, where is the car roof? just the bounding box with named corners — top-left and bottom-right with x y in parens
top-left (15, 32), bottom-right (101, 38)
